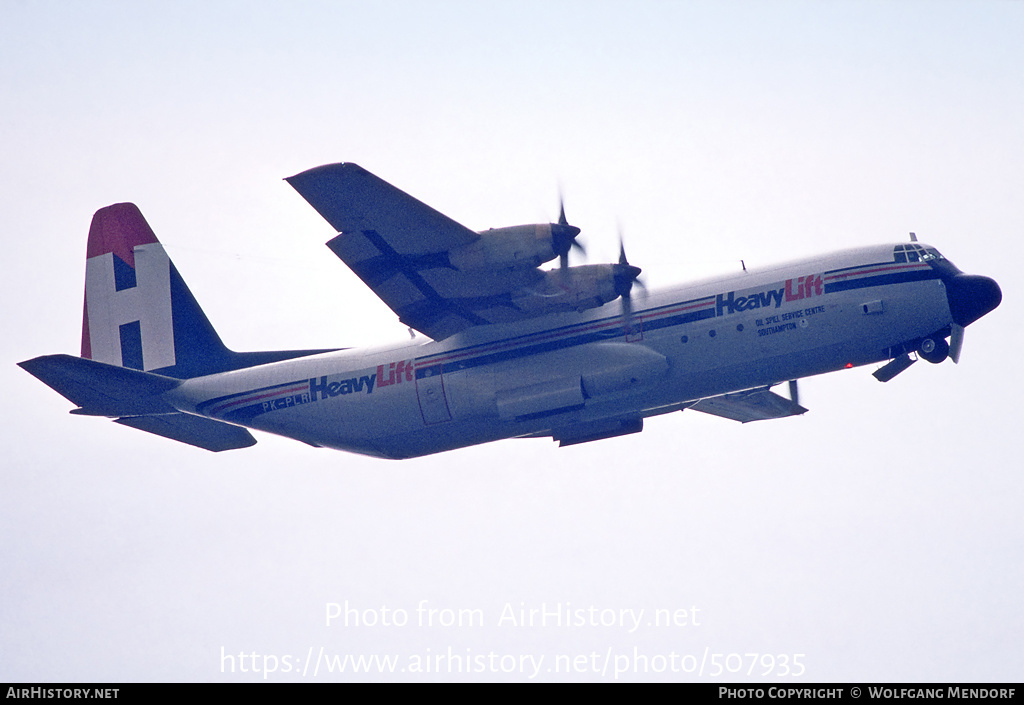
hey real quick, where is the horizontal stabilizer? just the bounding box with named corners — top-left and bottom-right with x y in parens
top-left (116, 414), bottom-right (256, 452)
top-left (690, 387), bottom-right (807, 423)
top-left (20, 354), bottom-right (257, 451)
top-left (19, 354), bottom-right (180, 417)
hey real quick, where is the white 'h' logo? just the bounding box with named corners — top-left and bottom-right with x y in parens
top-left (85, 243), bottom-right (175, 370)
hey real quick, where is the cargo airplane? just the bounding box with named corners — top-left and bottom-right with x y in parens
top-left (19, 163), bottom-right (1002, 458)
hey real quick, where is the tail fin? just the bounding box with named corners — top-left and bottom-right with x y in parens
top-left (81, 204), bottom-right (331, 379)
top-left (18, 203), bottom-right (336, 452)
top-left (82, 203), bottom-right (181, 373)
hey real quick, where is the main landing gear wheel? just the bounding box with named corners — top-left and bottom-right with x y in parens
top-left (919, 337), bottom-right (949, 364)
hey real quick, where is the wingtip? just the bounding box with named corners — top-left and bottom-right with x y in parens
top-left (285, 161), bottom-right (362, 184)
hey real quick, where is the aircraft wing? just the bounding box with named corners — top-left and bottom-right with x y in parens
top-left (689, 387), bottom-right (807, 423)
top-left (289, 162), bottom-right (540, 339)
top-left (286, 163), bottom-right (480, 255)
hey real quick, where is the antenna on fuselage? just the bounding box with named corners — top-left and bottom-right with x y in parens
top-left (909, 232), bottom-right (918, 242)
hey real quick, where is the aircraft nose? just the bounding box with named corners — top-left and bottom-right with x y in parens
top-left (945, 273), bottom-right (1002, 327)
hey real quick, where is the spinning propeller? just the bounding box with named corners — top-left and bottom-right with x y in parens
top-left (552, 197), bottom-right (584, 273)
top-left (549, 193), bottom-right (646, 336)
top-left (613, 234), bottom-right (645, 335)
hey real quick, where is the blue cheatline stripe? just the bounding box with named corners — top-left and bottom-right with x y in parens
top-left (415, 364), bottom-right (443, 381)
top-left (416, 297), bottom-right (718, 366)
top-left (824, 261), bottom-right (931, 281)
top-left (415, 266), bottom-right (936, 374)
top-left (196, 379), bottom-right (313, 416)
top-left (191, 262), bottom-right (942, 417)
top-left (418, 305), bottom-right (717, 375)
top-left (825, 260), bottom-right (907, 277)
top-left (222, 389), bottom-right (315, 422)
top-left (825, 268), bottom-right (937, 294)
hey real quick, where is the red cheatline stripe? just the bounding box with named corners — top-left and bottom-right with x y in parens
top-left (210, 383), bottom-right (309, 414)
top-left (417, 297), bottom-right (715, 368)
top-left (825, 263), bottom-right (929, 281)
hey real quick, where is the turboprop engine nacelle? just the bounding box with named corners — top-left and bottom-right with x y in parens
top-left (449, 222), bottom-right (580, 272)
top-left (511, 265), bottom-right (621, 315)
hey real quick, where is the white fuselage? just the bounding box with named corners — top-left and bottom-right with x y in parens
top-left (166, 244), bottom-right (952, 458)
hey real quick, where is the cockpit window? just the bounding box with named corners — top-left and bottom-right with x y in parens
top-left (893, 243), bottom-right (943, 263)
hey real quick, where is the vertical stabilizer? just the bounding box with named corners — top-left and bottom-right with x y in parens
top-left (79, 204), bottom-right (333, 380)
top-left (83, 204), bottom-right (178, 371)
top-left (81, 203), bottom-right (235, 378)
top-left (17, 203), bottom-right (339, 451)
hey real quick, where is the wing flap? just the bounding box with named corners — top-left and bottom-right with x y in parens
top-left (690, 387), bottom-right (807, 423)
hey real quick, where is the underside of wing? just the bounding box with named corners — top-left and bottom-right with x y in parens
top-left (689, 387), bottom-right (807, 423)
top-left (325, 230), bottom-right (544, 339)
top-left (287, 163), bottom-right (619, 340)
top-left (287, 163), bottom-right (490, 338)
top-left (286, 163), bottom-right (480, 255)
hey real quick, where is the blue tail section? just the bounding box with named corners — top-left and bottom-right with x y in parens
top-left (19, 204), bottom-right (338, 451)
top-left (80, 203), bottom-right (333, 379)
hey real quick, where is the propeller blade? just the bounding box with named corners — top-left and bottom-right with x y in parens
top-left (613, 235), bottom-right (644, 295)
top-left (622, 289), bottom-right (634, 333)
top-left (612, 262), bottom-right (642, 298)
top-left (614, 230), bottom-right (644, 336)
top-left (552, 195), bottom-right (582, 274)
top-left (633, 276), bottom-right (647, 298)
top-left (949, 323), bottom-right (965, 364)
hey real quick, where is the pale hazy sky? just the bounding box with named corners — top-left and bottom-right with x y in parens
top-left (2, 1), bottom-right (1021, 681)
